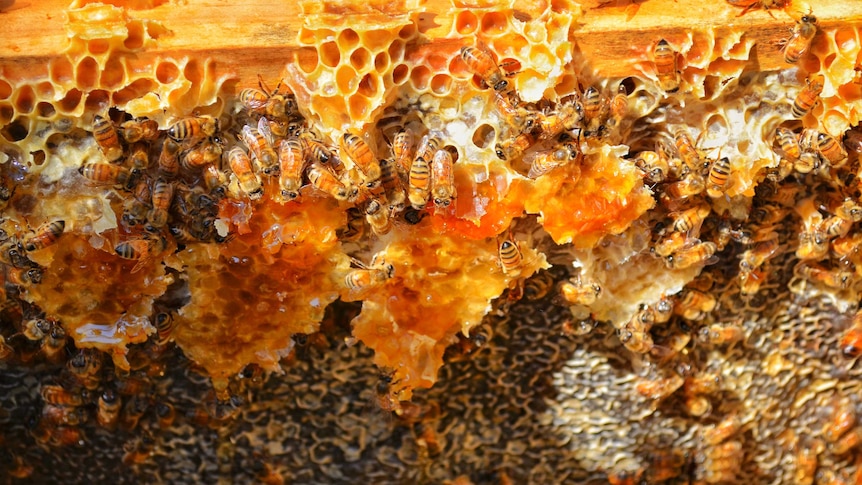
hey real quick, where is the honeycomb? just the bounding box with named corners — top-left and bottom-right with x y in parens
top-left (1, 0), bottom-right (862, 483)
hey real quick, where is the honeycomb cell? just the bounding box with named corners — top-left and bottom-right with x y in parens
top-left (84, 90), bottom-right (111, 112)
top-left (297, 47), bottom-right (320, 74)
top-left (31, 150), bottom-right (46, 166)
top-left (455, 11), bottom-right (478, 35)
top-left (76, 56), bottom-right (100, 90)
top-left (388, 40), bottom-right (406, 63)
top-left (298, 27), bottom-right (316, 46)
top-left (362, 30), bottom-right (393, 52)
top-left (374, 52), bottom-right (390, 73)
top-left (348, 93), bottom-right (370, 120)
top-left (0, 102), bottom-right (13, 125)
top-left (357, 73), bottom-right (378, 98)
top-left (336, 65), bottom-right (358, 94)
top-left (58, 88), bottom-right (83, 113)
top-left (350, 47), bottom-right (371, 71)
top-left (338, 29), bottom-right (360, 51)
top-left (49, 58), bottom-right (75, 86)
top-left (111, 79), bottom-right (156, 105)
top-left (183, 59), bottom-right (203, 85)
top-left (430, 74), bottom-right (452, 95)
top-left (392, 64), bottom-right (409, 85)
top-left (823, 53), bottom-right (837, 69)
top-left (36, 102), bottom-right (56, 119)
top-left (528, 45), bottom-right (553, 70)
top-left (0, 78), bottom-right (12, 100)
top-left (1, 117), bottom-right (30, 142)
top-left (448, 55), bottom-right (470, 79)
top-left (472, 123), bottom-right (495, 149)
top-left (100, 56), bottom-right (125, 89)
top-left (398, 23), bottom-right (417, 40)
top-left (834, 29), bottom-right (858, 56)
top-left (156, 60), bottom-right (180, 84)
top-left (35, 82), bottom-right (55, 99)
top-left (410, 65), bottom-right (432, 91)
top-left (12, 84), bottom-right (35, 114)
top-left (480, 11), bottom-right (508, 36)
top-left (88, 38), bottom-right (111, 55)
top-left (125, 20), bottom-right (146, 50)
top-left (319, 42), bottom-right (341, 68)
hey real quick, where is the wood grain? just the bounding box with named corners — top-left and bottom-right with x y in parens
top-left (0, 0), bottom-right (860, 90)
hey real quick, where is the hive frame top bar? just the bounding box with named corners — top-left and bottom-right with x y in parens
top-left (0, 0), bottom-right (860, 83)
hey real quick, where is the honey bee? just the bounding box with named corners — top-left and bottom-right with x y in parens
top-left (460, 44), bottom-right (509, 92)
top-left (699, 322), bottom-right (745, 346)
top-left (783, 14), bottom-right (818, 64)
top-left (582, 86), bottom-right (608, 132)
top-left (794, 441), bottom-right (820, 485)
top-left (607, 467), bottom-right (645, 485)
top-left (342, 132), bottom-right (381, 183)
top-left (21, 317), bottom-right (51, 341)
top-left (619, 306), bottom-right (656, 354)
top-left (795, 262), bottom-right (853, 289)
top-left (251, 453), bottom-right (285, 485)
top-left (739, 238), bottom-right (780, 273)
top-left (607, 83), bottom-right (628, 125)
top-left (833, 428), bottom-right (862, 456)
top-left (646, 450), bottom-right (684, 483)
top-left (121, 118), bottom-right (159, 143)
top-left (673, 129), bottom-right (704, 174)
top-left (126, 142), bottom-right (150, 170)
top-left (299, 132), bottom-right (333, 164)
top-left (41, 325), bottom-right (67, 363)
top-left (414, 421), bottom-right (442, 457)
top-left (653, 39), bottom-right (680, 93)
top-left (822, 215), bottom-right (853, 239)
top-left (374, 371), bottom-right (402, 413)
top-left (841, 310), bottom-right (862, 358)
top-left (774, 127), bottom-right (800, 160)
top-left (41, 384), bottom-right (83, 407)
top-left (815, 132), bottom-right (848, 167)
top-left (7, 266), bottom-right (42, 286)
top-left (526, 143), bottom-right (578, 179)
top-left (78, 163), bottom-right (139, 190)
top-left (120, 394), bottom-right (150, 432)
top-left (182, 140), bottom-right (223, 170)
top-left (201, 163), bottom-right (228, 195)
top-left (666, 241), bottom-right (716, 270)
top-left (155, 401), bottom-right (176, 429)
top-left (415, 134), bottom-right (440, 170)
top-left (664, 172), bottom-right (706, 200)
top-left (114, 235), bottom-right (168, 273)
top-left (725, 0), bottom-right (788, 16)
top-left (793, 151), bottom-right (820, 174)
top-left (93, 114), bottom-right (123, 162)
top-left (122, 434), bottom-right (155, 465)
top-left (701, 414), bottom-right (741, 446)
top-left (378, 158), bottom-right (406, 211)
top-left (153, 312), bottom-right (175, 347)
top-left (497, 232), bottom-right (524, 276)
top-left (277, 137), bottom-right (306, 200)
top-left (227, 147), bottom-right (263, 200)
top-left (791, 74), bottom-right (824, 118)
top-left (673, 289), bottom-right (716, 320)
top-left (344, 256), bottom-right (395, 293)
top-left (670, 204), bottom-right (710, 235)
top-left (95, 389), bottom-right (120, 430)
top-left (430, 148), bottom-right (455, 208)
top-left (145, 178), bottom-right (174, 232)
top-left (157, 138), bottom-right (181, 177)
top-left (42, 403), bottom-right (88, 426)
top-left (67, 349), bottom-right (103, 390)
top-left (365, 199), bottom-right (393, 236)
top-left (559, 276), bottom-right (602, 306)
top-left (7, 454), bottom-right (33, 479)
top-left (494, 91), bottom-right (537, 134)
top-left (653, 231), bottom-right (688, 258)
top-left (23, 220), bottom-right (64, 252)
top-left (240, 122), bottom-right (278, 175)
top-left (239, 75), bottom-right (296, 119)
top-left (391, 130), bottom-right (416, 175)
top-left (635, 150), bottom-right (668, 184)
top-left (167, 115), bottom-right (219, 144)
top-left (635, 373), bottom-right (684, 401)
top-left (706, 156), bottom-right (731, 198)
top-left (408, 152), bottom-right (431, 210)
top-left (495, 132), bottom-right (535, 161)
top-left (835, 198), bottom-right (862, 222)
top-left (308, 165), bottom-right (350, 201)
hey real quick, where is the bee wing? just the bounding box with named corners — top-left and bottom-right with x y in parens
top-left (243, 97), bottom-right (268, 110)
top-left (240, 125), bottom-right (254, 146)
top-left (258, 117), bottom-right (274, 145)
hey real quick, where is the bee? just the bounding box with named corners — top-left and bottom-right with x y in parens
top-left (341, 132), bottom-right (381, 183)
top-left (666, 241), bottom-right (716, 269)
top-left (794, 441), bottom-right (820, 485)
top-left (7, 266), bottom-right (42, 286)
top-left (635, 373), bottom-right (683, 401)
top-left (664, 172), bottom-right (706, 200)
top-left (783, 14), bottom-right (818, 64)
top-left (126, 142), bottom-right (150, 171)
top-left (144, 178), bottom-right (174, 232)
top-left (653, 39), bottom-right (680, 93)
top-left (182, 140), bottom-right (223, 170)
top-left (121, 118), bottom-right (159, 143)
top-left (67, 349), bottom-right (103, 390)
top-left (823, 400), bottom-right (856, 444)
top-left (240, 122), bottom-right (278, 175)
top-left (415, 134), bottom-right (440, 169)
top-left (797, 230), bottom-right (829, 260)
top-left (673, 289), bottom-right (716, 320)
top-left (155, 401), bottom-right (176, 429)
top-left (152, 311), bottom-right (175, 347)
top-left (408, 152), bottom-right (431, 210)
top-left (122, 434), bottom-right (155, 466)
top-left (701, 414), bottom-right (741, 446)
top-left (619, 306), bottom-right (656, 354)
top-left (460, 44), bottom-right (509, 92)
top-left (646, 450), bottom-right (684, 483)
top-left (699, 322), bottom-right (745, 346)
top-left (277, 137), bottom-right (306, 200)
top-left (391, 130), bottom-right (416, 175)
top-left (42, 403), bottom-right (88, 426)
top-left (582, 86), bottom-right (606, 130)
top-left (607, 84), bottom-right (628, 129)
top-left (635, 150), bottom-right (668, 184)
top-left (251, 454), bottom-right (285, 485)
top-left (167, 115), bottom-right (219, 144)
top-left (834, 428), bottom-right (862, 456)
top-left (344, 256), bottom-right (395, 293)
top-left (705, 157), bottom-right (731, 198)
top-left (841, 310), bottom-right (862, 358)
top-left (78, 163), bottom-right (139, 190)
top-left (739, 238), bottom-right (780, 273)
top-left (430, 148), bottom-right (455, 208)
top-left (365, 199), bottom-right (392, 236)
top-left (94, 389), bottom-right (120, 429)
top-left (114, 236), bottom-right (168, 273)
top-left (725, 0), bottom-right (788, 16)
top-left (201, 163), bottom-right (228, 195)
top-left (120, 394), bottom-right (150, 432)
top-left (685, 372), bottom-right (721, 396)
top-left (559, 276), bottom-right (602, 306)
top-left (495, 91), bottom-right (537, 134)
top-left (374, 371), bottom-right (402, 413)
top-left (495, 132), bottom-right (535, 161)
top-left (239, 76), bottom-right (296, 119)
top-left (157, 138), bottom-right (181, 177)
top-left (41, 325), bottom-right (67, 363)
top-left (607, 468), bottom-right (645, 485)
top-left (308, 165), bottom-right (350, 201)
top-left (92, 114), bottom-right (123, 162)
top-left (227, 147), bottom-right (263, 200)
top-left (815, 132), bottom-right (848, 167)
top-left (41, 384), bottom-right (83, 407)
top-left (22, 220), bottom-right (64, 252)
top-left (653, 231), bottom-right (688, 258)
top-left (21, 318), bottom-right (51, 341)
top-left (299, 132), bottom-right (333, 164)
top-left (523, 271), bottom-right (555, 301)
top-left (526, 143), bottom-right (578, 179)
top-left (378, 158), bottom-right (406, 211)
top-left (673, 129), bottom-right (704, 174)
top-left (822, 215), bottom-right (853, 239)
top-left (791, 74), bottom-right (824, 119)
top-left (795, 262), bottom-right (853, 289)
top-left (774, 127), bottom-right (800, 160)
top-left (497, 232), bottom-right (524, 276)
top-left (414, 421), bottom-right (442, 457)
top-left (670, 204), bottom-right (710, 235)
